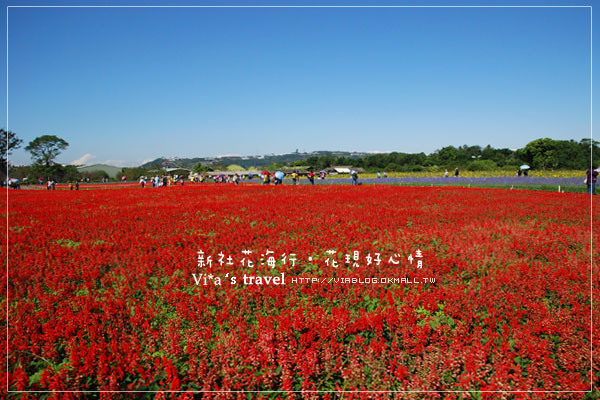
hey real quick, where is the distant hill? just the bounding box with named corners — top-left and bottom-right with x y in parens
top-left (140, 151), bottom-right (369, 169)
top-left (77, 164), bottom-right (122, 178)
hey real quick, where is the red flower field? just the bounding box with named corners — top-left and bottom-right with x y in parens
top-left (2, 184), bottom-right (598, 398)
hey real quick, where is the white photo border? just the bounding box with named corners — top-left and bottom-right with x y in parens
top-left (4, 3), bottom-right (595, 395)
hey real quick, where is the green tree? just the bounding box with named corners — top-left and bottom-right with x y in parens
top-left (521, 138), bottom-right (560, 170)
top-left (385, 162), bottom-right (402, 172)
top-left (80, 170), bottom-right (109, 182)
top-left (61, 165), bottom-right (81, 182)
top-left (25, 135), bottom-right (69, 167)
top-left (580, 138), bottom-right (600, 169)
top-left (30, 163), bottom-right (80, 182)
top-left (193, 163), bottom-right (213, 173)
top-left (433, 146), bottom-right (460, 166)
top-left (120, 167), bottom-right (156, 181)
top-left (1, 129), bottom-right (23, 171)
top-left (467, 159), bottom-right (497, 171)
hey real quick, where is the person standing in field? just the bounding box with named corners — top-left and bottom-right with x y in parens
top-left (308, 171), bottom-right (315, 185)
top-left (291, 171), bottom-right (299, 185)
top-left (350, 170), bottom-right (358, 186)
top-left (454, 168), bottom-right (459, 177)
top-left (586, 166), bottom-right (598, 195)
top-left (444, 169), bottom-right (449, 178)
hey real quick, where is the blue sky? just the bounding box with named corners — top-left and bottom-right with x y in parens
top-left (0, 0), bottom-right (594, 166)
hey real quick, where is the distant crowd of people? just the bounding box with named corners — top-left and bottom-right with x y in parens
top-left (259, 170), bottom-right (318, 185)
top-left (4, 166), bottom-right (599, 194)
top-left (138, 175), bottom-right (186, 188)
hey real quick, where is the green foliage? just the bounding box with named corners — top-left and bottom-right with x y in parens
top-left (61, 165), bottom-right (81, 182)
top-left (521, 138), bottom-right (560, 170)
top-left (1, 129), bottom-right (23, 172)
top-left (120, 167), bottom-right (160, 180)
top-left (30, 163), bottom-right (81, 183)
top-left (520, 138), bottom-right (598, 170)
top-left (55, 239), bottom-right (81, 248)
top-left (25, 135), bottom-right (69, 167)
top-left (433, 146), bottom-right (461, 165)
top-left (193, 163), bottom-right (213, 173)
top-left (7, 165), bottom-right (33, 181)
top-left (416, 304), bottom-right (456, 330)
top-left (80, 170), bottom-right (109, 181)
top-left (580, 138), bottom-right (600, 169)
top-left (294, 138), bottom-right (596, 172)
top-left (385, 162), bottom-right (402, 172)
top-left (467, 159), bottom-right (498, 171)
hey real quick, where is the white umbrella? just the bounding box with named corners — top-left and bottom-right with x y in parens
top-left (520, 165), bottom-right (530, 170)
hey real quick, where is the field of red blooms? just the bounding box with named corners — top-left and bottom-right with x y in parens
top-left (2, 184), bottom-right (599, 398)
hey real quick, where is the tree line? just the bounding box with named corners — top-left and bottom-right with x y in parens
top-left (2, 130), bottom-right (599, 183)
top-left (290, 138), bottom-right (599, 172)
top-left (1, 130), bottom-right (82, 182)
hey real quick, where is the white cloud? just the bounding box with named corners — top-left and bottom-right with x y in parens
top-left (103, 159), bottom-right (132, 167)
top-left (71, 153), bottom-right (96, 165)
top-left (216, 154), bottom-right (242, 158)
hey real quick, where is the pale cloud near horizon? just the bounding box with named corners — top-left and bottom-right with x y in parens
top-left (69, 156), bottom-right (155, 168)
top-left (102, 159), bottom-right (155, 167)
top-left (102, 160), bottom-right (132, 168)
top-left (215, 154), bottom-right (242, 158)
top-left (71, 153), bottom-right (96, 165)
